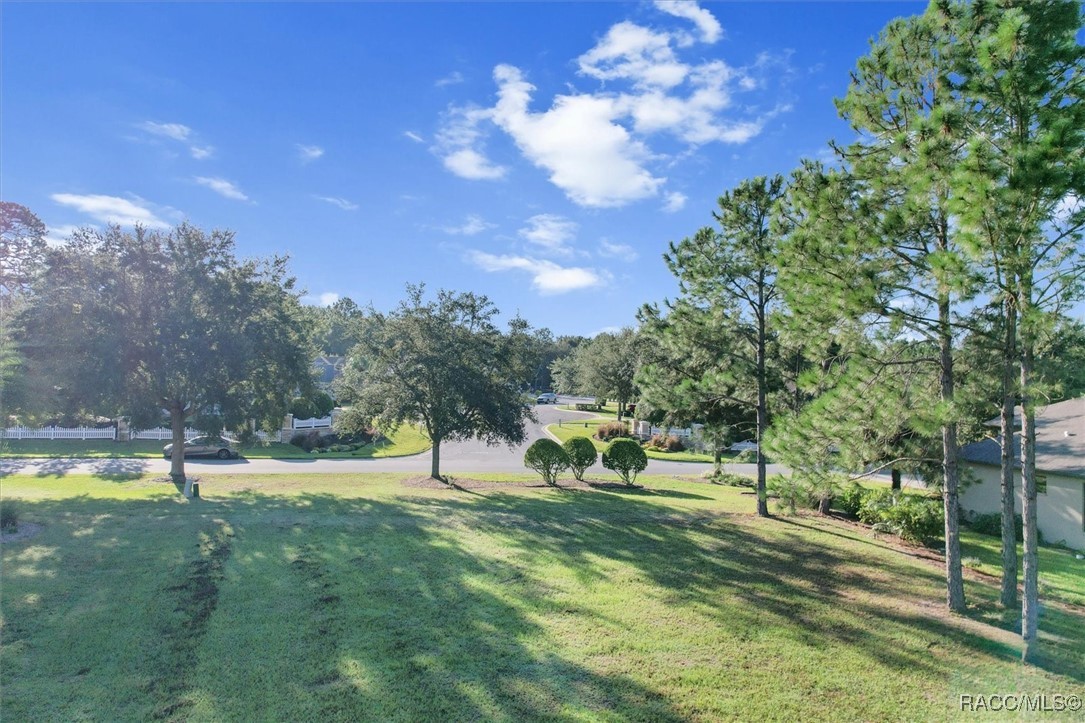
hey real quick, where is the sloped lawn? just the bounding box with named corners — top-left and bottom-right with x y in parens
top-left (2, 473), bottom-right (1082, 720)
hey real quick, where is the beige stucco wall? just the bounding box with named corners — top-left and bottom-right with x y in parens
top-left (960, 464), bottom-right (1084, 551)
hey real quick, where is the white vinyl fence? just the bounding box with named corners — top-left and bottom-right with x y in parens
top-left (2, 425), bottom-right (116, 440)
top-left (131, 427), bottom-right (202, 441)
top-left (292, 416), bottom-right (332, 430)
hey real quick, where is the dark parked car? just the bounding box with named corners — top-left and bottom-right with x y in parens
top-left (163, 436), bottom-right (241, 460)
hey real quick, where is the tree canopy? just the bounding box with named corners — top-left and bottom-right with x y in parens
top-left (17, 223), bottom-right (315, 492)
top-left (336, 285), bottom-right (533, 480)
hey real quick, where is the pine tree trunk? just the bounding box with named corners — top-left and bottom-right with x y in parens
top-left (755, 324), bottom-right (769, 518)
top-left (939, 300), bottom-right (966, 613)
top-left (1020, 293), bottom-right (1039, 663)
top-left (1000, 296), bottom-right (1018, 609)
top-left (891, 468), bottom-right (902, 491)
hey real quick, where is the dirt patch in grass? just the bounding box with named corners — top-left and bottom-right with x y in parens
top-left (149, 522), bottom-right (234, 719)
top-left (0, 523), bottom-right (44, 544)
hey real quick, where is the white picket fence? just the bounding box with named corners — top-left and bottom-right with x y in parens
top-left (131, 427), bottom-right (202, 441)
top-left (293, 415), bottom-right (332, 430)
top-left (2, 425), bottom-right (117, 440)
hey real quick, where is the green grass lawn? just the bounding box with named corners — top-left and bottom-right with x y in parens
top-left (960, 530), bottom-right (1085, 608)
top-left (3, 472), bottom-right (1082, 720)
top-left (547, 421), bottom-right (715, 463)
top-left (0, 425), bottom-right (430, 460)
top-left (556, 401), bottom-right (621, 418)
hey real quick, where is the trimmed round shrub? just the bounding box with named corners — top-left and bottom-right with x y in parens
top-left (602, 438), bottom-right (648, 486)
top-left (563, 437), bottom-right (597, 481)
top-left (524, 438), bottom-right (570, 486)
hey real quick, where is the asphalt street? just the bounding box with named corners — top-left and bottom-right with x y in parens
top-left (2, 400), bottom-right (793, 479)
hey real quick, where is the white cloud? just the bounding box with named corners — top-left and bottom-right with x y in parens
top-left (653, 1), bottom-right (722, 43)
top-left (43, 224), bottom-right (87, 246)
top-left (519, 214), bottom-right (578, 255)
top-left (195, 177), bottom-right (250, 202)
top-left (315, 196), bottom-right (359, 211)
top-left (442, 214), bottom-right (495, 236)
top-left (436, 71), bottom-right (465, 87)
top-left (598, 239), bottom-right (638, 261)
top-left (492, 65), bottom-right (664, 207)
top-left (469, 251), bottom-right (609, 295)
top-left (303, 292), bottom-right (341, 307)
top-left (50, 193), bottom-right (171, 229)
top-left (443, 148), bottom-right (507, 180)
top-left (296, 144), bottom-right (325, 163)
top-left (662, 191), bottom-right (687, 212)
top-left (433, 1), bottom-right (777, 208)
top-left (139, 121), bottom-right (191, 142)
top-left (404, 131), bottom-right (425, 143)
top-left (137, 120), bottom-right (214, 160)
top-left (434, 106), bottom-right (508, 180)
top-left (578, 21), bottom-right (688, 89)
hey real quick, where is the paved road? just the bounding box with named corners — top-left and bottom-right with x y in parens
top-left (3, 399), bottom-right (790, 479)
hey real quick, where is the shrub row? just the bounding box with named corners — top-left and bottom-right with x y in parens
top-left (769, 476), bottom-right (944, 545)
top-left (965, 511), bottom-right (1024, 542)
top-left (289, 429), bottom-right (376, 453)
top-left (523, 437), bottom-right (647, 487)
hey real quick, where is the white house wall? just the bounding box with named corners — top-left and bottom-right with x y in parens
top-left (960, 465), bottom-right (1084, 551)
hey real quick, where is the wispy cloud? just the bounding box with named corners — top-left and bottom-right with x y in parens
top-left (139, 121), bottom-right (191, 142)
top-left (296, 144), bottom-right (325, 163)
top-left (436, 70), bottom-right (465, 87)
top-left (434, 106), bottom-right (508, 181)
top-left (519, 214), bottom-right (578, 255)
top-left (137, 120), bottom-right (214, 160)
top-left (598, 239), bottom-right (638, 261)
top-left (195, 176), bottom-right (250, 202)
top-left (442, 214), bottom-right (495, 236)
top-left (662, 191), bottom-right (687, 212)
top-left (314, 195), bottom-right (359, 211)
top-left (50, 193), bottom-right (172, 229)
top-left (653, 0), bottom-right (723, 43)
top-left (469, 251), bottom-right (609, 295)
top-left (404, 131), bottom-right (425, 143)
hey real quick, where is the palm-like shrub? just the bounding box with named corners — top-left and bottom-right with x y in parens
top-left (602, 438), bottom-right (647, 486)
top-left (563, 437), bottom-right (597, 481)
top-left (523, 438), bottom-right (570, 486)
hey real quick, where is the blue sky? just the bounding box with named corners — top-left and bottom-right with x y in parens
top-left (3, 1), bottom-right (927, 336)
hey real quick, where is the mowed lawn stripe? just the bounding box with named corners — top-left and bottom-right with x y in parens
top-left (2, 474), bottom-right (1082, 720)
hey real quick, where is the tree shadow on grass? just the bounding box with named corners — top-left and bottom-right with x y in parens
top-left (3, 487), bottom-right (1082, 721)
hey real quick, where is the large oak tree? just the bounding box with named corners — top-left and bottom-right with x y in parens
top-left (336, 285), bottom-right (532, 481)
top-left (18, 224), bottom-right (314, 494)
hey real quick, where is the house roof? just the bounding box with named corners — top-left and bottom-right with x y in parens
top-left (961, 397), bottom-right (1085, 479)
